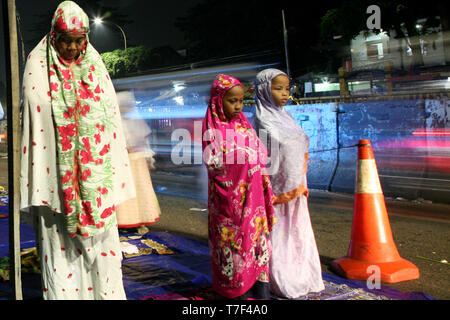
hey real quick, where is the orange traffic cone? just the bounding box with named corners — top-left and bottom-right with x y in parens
top-left (331, 139), bottom-right (420, 283)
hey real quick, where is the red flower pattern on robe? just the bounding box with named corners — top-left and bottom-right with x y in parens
top-left (63, 107), bottom-right (75, 119)
top-left (58, 124), bottom-right (76, 138)
top-left (101, 207), bottom-right (114, 219)
top-left (80, 104), bottom-right (90, 116)
top-left (62, 170), bottom-right (73, 184)
top-left (55, 15), bottom-right (67, 31)
top-left (63, 188), bottom-right (74, 216)
top-left (64, 187), bottom-right (74, 202)
top-left (71, 16), bottom-right (84, 29)
top-left (94, 133), bottom-right (101, 144)
top-left (82, 137), bottom-right (91, 150)
top-left (80, 201), bottom-right (95, 226)
top-left (80, 149), bottom-right (94, 164)
top-left (99, 144), bottom-right (110, 156)
top-left (28, 0), bottom-right (124, 238)
top-left (61, 136), bottom-right (72, 151)
top-left (50, 82), bottom-right (59, 92)
top-left (81, 169), bottom-right (91, 181)
top-left (60, 69), bottom-right (71, 81)
top-left (77, 81), bottom-right (94, 99)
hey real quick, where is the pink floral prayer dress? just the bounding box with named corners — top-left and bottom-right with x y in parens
top-left (202, 74), bottom-right (276, 299)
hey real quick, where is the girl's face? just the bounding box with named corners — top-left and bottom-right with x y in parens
top-left (55, 33), bottom-right (87, 61)
top-left (271, 74), bottom-right (290, 107)
top-left (222, 85), bottom-right (244, 120)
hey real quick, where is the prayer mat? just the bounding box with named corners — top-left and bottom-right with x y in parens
top-left (0, 200), bottom-right (438, 301)
top-left (0, 211), bottom-right (37, 258)
top-left (120, 231), bottom-right (211, 300)
top-left (139, 278), bottom-right (392, 300)
top-left (139, 271), bottom-right (435, 301)
top-left (0, 247), bottom-right (41, 282)
top-left (0, 202), bottom-right (7, 218)
top-left (124, 232), bottom-right (435, 301)
top-left (276, 279), bottom-right (391, 300)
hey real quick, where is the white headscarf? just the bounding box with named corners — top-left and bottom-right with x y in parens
top-left (254, 68), bottom-right (310, 196)
top-left (20, 1), bottom-right (136, 237)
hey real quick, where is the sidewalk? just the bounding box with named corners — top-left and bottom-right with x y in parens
top-left (147, 191), bottom-right (450, 300)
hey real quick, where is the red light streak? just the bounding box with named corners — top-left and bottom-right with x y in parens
top-left (412, 130), bottom-right (450, 136)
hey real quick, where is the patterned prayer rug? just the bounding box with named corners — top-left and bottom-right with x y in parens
top-left (0, 210), bottom-right (437, 301)
top-left (139, 279), bottom-right (392, 300)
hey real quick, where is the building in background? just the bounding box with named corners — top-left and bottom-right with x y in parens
top-left (350, 29), bottom-right (448, 72)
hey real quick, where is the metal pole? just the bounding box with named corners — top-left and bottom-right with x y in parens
top-left (328, 103), bottom-right (343, 191)
top-left (282, 9), bottom-right (290, 78)
top-left (16, 10), bottom-right (25, 66)
top-left (113, 22), bottom-right (127, 50)
top-left (2, 0), bottom-right (23, 300)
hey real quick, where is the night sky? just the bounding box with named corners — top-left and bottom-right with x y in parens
top-left (0, 0), bottom-right (203, 83)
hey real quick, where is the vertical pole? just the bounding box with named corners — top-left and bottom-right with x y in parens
top-left (384, 61), bottom-right (394, 94)
top-left (16, 11), bottom-right (26, 66)
top-left (328, 103), bottom-right (342, 191)
top-left (113, 23), bottom-right (127, 51)
top-left (281, 9), bottom-right (291, 78)
top-left (2, 0), bottom-right (23, 300)
top-left (339, 66), bottom-right (349, 96)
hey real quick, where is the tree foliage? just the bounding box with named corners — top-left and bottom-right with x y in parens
top-left (101, 46), bottom-right (154, 78)
top-left (101, 45), bottom-right (185, 79)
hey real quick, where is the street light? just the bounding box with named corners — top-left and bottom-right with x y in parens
top-left (93, 17), bottom-right (127, 50)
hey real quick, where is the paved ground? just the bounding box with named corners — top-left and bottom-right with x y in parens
top-left (147, 191), bottom-right (450, 300)
top-left (1, 153), bottom-right (449, 300)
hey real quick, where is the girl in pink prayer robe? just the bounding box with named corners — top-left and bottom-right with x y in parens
top-left (202, 74), bottom-right (276, 299)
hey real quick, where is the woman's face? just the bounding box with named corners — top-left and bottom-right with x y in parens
top-left (55, 33), bottom-right (87, 61)
top-left (222, 85), bottom-right (244, 120)
top-left (270, 74), bottom-right (290, 107)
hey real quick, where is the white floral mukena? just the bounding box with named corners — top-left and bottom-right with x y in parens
top-left (20, 1), bottom-right (135, 237)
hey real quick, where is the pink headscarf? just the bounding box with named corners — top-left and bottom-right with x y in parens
top-left (202, 74), bottom-right (276, 298)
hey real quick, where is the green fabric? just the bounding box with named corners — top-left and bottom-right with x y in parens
top-left (47, 1), bottom-right (118, 237)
